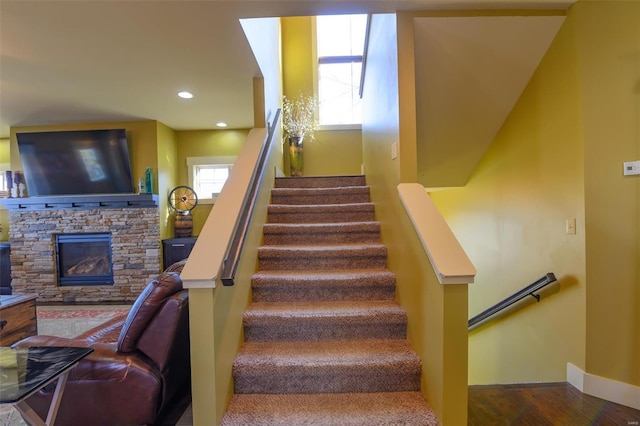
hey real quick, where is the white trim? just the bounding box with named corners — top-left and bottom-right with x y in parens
top-left (318, 124), bottom-right (362, 131)
top-left (397, 183), bottom-right (476, 285)
top-left (186, 156), bottom-right (237, 167)
top-left (567, 363), bottom-right (640, 410)
top-left (186, 156), bottom-right (236, 203)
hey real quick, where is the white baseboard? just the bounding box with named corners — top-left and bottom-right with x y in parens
top-left (567, 363), bottom-right (640, 410)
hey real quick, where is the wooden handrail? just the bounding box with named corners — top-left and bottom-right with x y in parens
top-left (468, 272), bottom-right (557, 329)
top-left (397, 183), bottom-right (476, 284)
top-left (220, 109), bottom-right (281, 286)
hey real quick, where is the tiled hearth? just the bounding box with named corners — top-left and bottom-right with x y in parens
top-left (2, 195), bottom-right (161, 303)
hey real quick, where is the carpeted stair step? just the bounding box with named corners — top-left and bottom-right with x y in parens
top-left (268, 203), bottom-right (375, 224)
top-left (220, 392), bottom-right (438, 425)
top-left (271, 186), bottom-right (370, 205)
top-left (274, 175), bottom-right (366, 189)
top-left (233, 339), bottom-right (421, 394)
top-left (251, 269), bottom-right (397, 302)
top-left (263, 222), bottom-right (380, 245)
top-left (258, 244), bottom-right (387, 270)
top-left (243, 300), bottom-right (407, 341)
top-left (222, 175), bottom-right (435, 424)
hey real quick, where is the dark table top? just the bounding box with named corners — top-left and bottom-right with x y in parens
top-left (0, 346), bottom-right (93, 403)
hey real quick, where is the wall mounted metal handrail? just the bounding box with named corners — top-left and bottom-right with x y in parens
top-left (220, 108), bottom-right (281, 286)
top-left (359, 14), bottom-right (372, 98)
top-left (468, 272), bottom-right (557, 329)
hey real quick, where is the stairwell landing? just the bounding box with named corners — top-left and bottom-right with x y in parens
top-left (221, 175), bottom-right (438, 425)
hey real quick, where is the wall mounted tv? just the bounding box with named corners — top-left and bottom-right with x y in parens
top-left (16, 129), bottom-right (134, 197)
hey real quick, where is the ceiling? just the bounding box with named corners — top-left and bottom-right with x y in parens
top-left (0, 0), bottom-right (575, 139)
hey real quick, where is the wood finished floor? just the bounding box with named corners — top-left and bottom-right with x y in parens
top-left (468, 382), bottom-right (640, 426)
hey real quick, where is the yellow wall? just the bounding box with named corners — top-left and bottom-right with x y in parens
top-left (281, 16), bottom-right (363, 176)
top-left (282, 16), bottom-right (315, 98)
top-left (431, 0), bottom-right (639, 389)
top-left (305, 129), bottom-right (363, 176)
top-left (0, 138), bottom-right (9, 164)
top-left (0, 138), bottom-right (9, 241)
top-left (156, 122), bottom-right (178, 240)
top-left (431, 8), bottom-right (586, 384)
top-left (174, 129), bottom-right (250, 236)
top-left (362, 13), bottom-right (469, 425)
top-left (575, 0), bottom-right (639, 386)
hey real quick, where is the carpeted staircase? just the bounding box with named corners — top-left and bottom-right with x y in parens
top-left (221, 175), bottom-right (438, 425)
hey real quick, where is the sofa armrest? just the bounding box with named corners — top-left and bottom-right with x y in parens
top-left (12, 334), bottom-right (84, 348)
top-left (13, 335), bottom-right (160, 383)
top-left (75, 314), bottom-right (127, 343)
top-left (15, 336), bottom-right (163, 425)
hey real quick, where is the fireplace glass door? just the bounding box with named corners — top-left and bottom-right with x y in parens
top-left (55, 233), bottom-right (114, 286)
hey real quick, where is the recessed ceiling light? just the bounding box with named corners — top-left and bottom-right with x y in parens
top-left (177, 91), bottom-right (194, 99)
top-left (216, 122), bottom-right (228, 128)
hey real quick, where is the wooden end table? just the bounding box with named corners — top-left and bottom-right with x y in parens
top-left (0, 294), bottom-right (38, 346)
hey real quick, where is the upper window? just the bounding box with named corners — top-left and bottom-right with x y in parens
top-left (0, 165), bottom-right (8, 198)
top-left (316, 14), bottom-right (367, 127)
top-left (186, 156), bottom-right (236, 204)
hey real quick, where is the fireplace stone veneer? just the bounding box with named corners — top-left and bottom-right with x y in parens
top-left (7, 199), bottom-right (161, 303)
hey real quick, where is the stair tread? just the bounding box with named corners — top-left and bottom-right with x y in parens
top-left (250, 269), bottom-right (397, 302)
top-left (235, 339), bottom-right (420, 366)
top-left (274, 175), bottom-right (366, 189)
top-left (259, 243), bottom-right (387, 252)
top-left (270, 186), bottom-right (370, 205)
top-left (221, 392), bottom-right (438, 426)
top-left (252, 268), bottom-right (395, 281)
top-left (272, 186), bottom-right (369, 194)
top-left (245, 300), bottom-right (406, 319)
top-left (264, 222), bottom-right (380, 231)
top-left (268, 203), bottom-right (374, 211)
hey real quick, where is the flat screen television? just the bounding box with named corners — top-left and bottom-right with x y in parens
top-left (16, 129), bottom-right (134, 197)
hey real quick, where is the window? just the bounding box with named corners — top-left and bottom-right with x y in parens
top-left (0, 165), bottom-right (8, 198)
top-left (316, 14), bottom-right (367, 127)
top-left (186, 157), bottom-right (236, 204)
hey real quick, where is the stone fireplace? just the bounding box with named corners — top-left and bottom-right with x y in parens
top-left (3, 194), bottom-right (160, 303)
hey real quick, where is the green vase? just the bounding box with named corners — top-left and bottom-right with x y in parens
top-left (288, 136), bottom-right (304, 177)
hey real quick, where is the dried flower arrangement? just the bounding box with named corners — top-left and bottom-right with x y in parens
top-left (282, 93), bottom-right (319, 142)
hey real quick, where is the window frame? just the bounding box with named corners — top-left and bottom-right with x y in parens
top-left (0, 164), bottom-right (9, 198)
top-left (186, 156), bottom-right (236, 204)
top-left (315, 14), bottom-right (367, 130)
